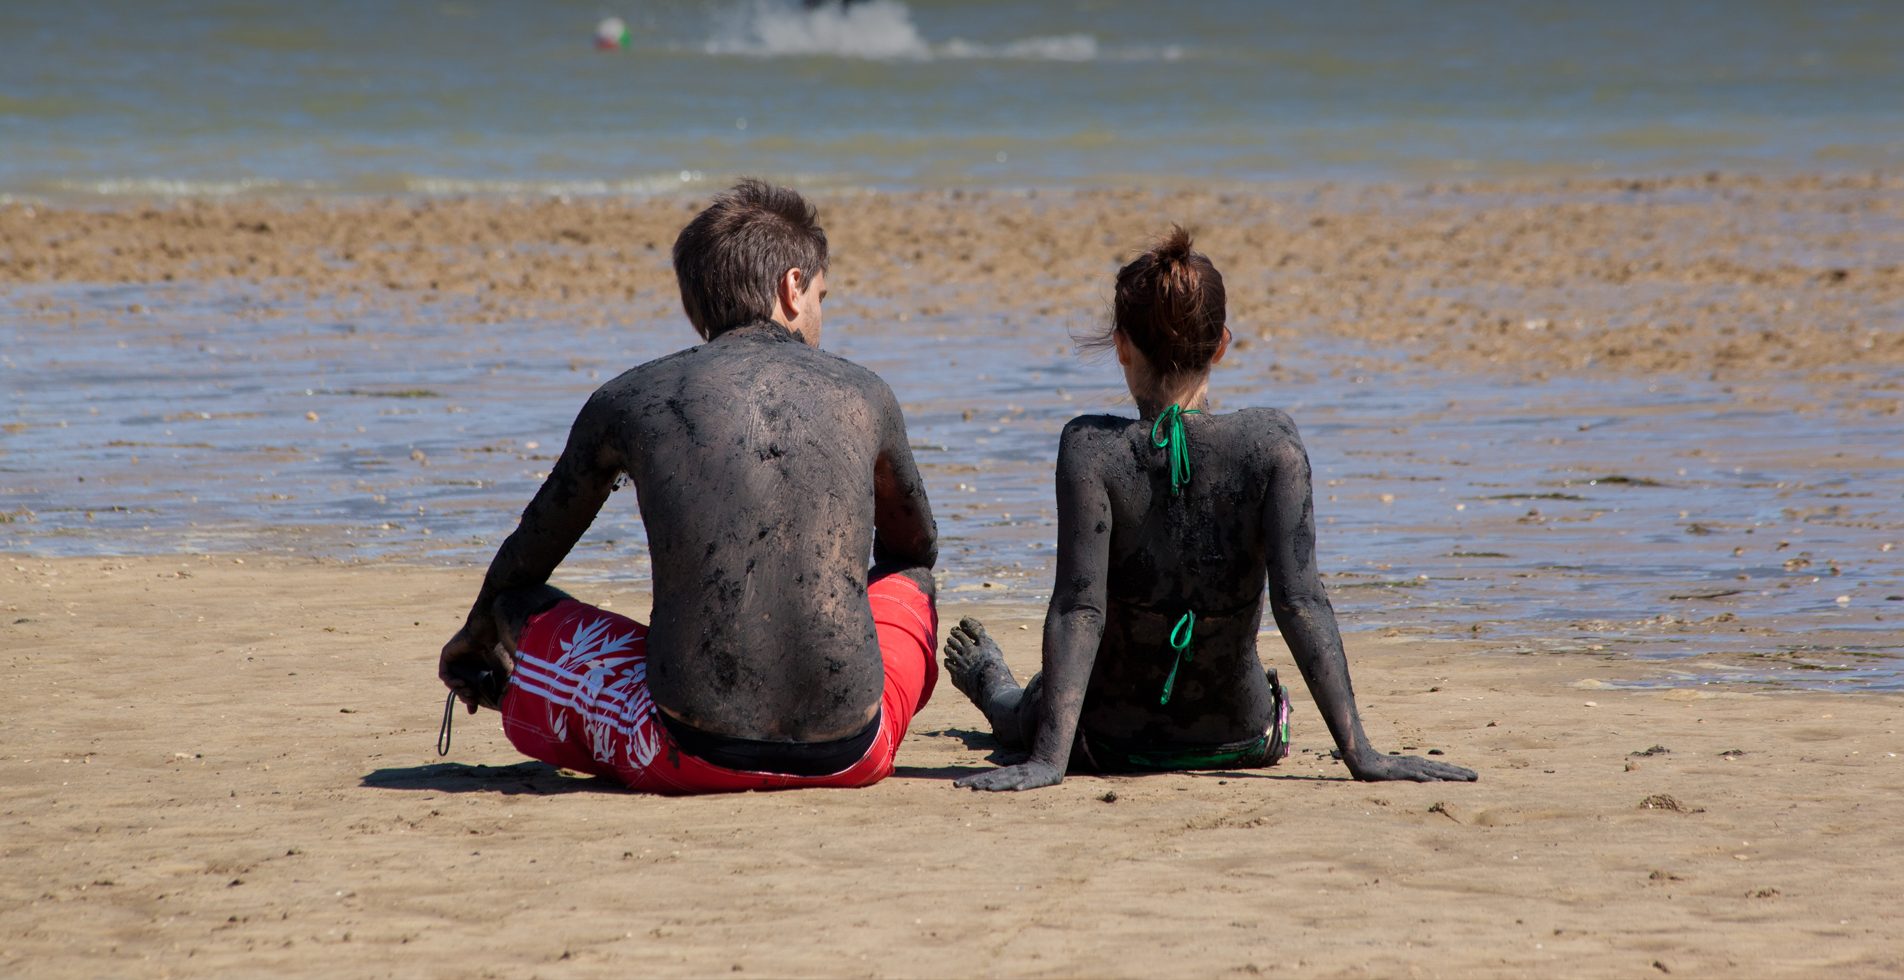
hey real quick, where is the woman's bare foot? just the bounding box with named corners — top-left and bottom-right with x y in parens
top-left (942, 617), bottom-right (1018, 713)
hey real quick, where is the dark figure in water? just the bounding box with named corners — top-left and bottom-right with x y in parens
top-left (438, 179), bottom-right (941, 794)
top-left (944, 227), bottom-right (1476, 790)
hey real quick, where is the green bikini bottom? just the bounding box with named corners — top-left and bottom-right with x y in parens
top-left (1073, 669), bottom-right (1293, 773)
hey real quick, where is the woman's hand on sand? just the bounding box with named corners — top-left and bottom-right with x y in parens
top-left (954, 760), bottom-right (1064, 792)
top-left (1348, 752), bottom-right (1477, 782)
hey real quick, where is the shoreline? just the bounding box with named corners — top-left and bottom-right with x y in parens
top-left (2, 555), bottom-right (1900, 976)
top-left (7, 168), bottom-right (1901, 208)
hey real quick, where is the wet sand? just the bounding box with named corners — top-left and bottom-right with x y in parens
top-left (3, 556), bottom-right (1901, 977)
top-left (6, 173), bottom-right (1904, 378)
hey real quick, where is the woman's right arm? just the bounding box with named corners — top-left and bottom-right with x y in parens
top-left (1261, 417), bottom-right (1476, 782)
top-left (954, 423), bottom-right (1113, 791)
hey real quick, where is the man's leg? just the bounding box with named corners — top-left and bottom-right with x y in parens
top-left (494, 583), bottom-right (572, 655)
top-left (866, 567), bottom-right (938, 725)
top-left (623, 569), bottom-right (939, 794)
top-left (497, 595), bottom-right (651, 781)
top-left (869, 558), bottom-right (936, 605)
top-left (490, 569), bottom-right (940, 795)
top-left (942, 618), bottom-right (1042, 751)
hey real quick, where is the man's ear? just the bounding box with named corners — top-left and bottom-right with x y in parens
top-left (776, 267), bottom-right (805, 322)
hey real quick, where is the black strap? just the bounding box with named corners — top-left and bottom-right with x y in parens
top-left (438, 690), bottom-right (457, 756)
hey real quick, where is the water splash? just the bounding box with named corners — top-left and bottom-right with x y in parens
top-left (704, 0), bottom-right (1104, 62)
top-left (706, 0), bottom-right (932, 59)
top-left (939, 34), bottom-right (1100, 62)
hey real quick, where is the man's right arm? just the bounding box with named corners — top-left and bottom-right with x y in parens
top-left (440, 396), bottom-right (624, 705)
top-left (869, 381), bottom-right (937, 571)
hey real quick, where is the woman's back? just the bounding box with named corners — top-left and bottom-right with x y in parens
top-left (1055, 406), bottom-right (1318, 745)
top-left (941, 225), bottom-right (1475, 791)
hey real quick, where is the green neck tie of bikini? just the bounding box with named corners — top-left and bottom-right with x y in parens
top-left (1149, 404), bottom-right (1201, 496)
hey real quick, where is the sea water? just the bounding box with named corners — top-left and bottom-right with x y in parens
top-left (2, 0), bottom-right (1902, 199)
top-left (3, 278), bottom-right (1900, 688)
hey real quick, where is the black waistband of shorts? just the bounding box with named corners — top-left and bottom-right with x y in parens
top-left (656, 708), bottom-right (881, 777)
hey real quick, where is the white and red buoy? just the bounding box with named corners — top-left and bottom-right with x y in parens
top-left (594, 17), bottom-right (629, 51)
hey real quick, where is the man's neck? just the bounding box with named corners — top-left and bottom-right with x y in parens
top-left (712, 320), bottom-right (796, 342)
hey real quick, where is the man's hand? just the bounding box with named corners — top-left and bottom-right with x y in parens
top-left (439, 625), bottom-right (510, 713)
top-left (1348, 752), bottom-right (1477, 782)
top-left (953, 760), bottom-right (1064, 792)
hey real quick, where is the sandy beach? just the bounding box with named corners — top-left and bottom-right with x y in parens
top-left (7, 2), bottom-right (1904, 973)
top-left (2, 555), bottom-right (1901, 978)
top-left (3, 177), bottom-right (1903, 977)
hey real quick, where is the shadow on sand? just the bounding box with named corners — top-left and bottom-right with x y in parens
top-left (891, 764), bottom-right (994, 781)
top-left (913, 726), bottom-right (1030, 768)
top-left (361, 761), bottom-right (626, 796)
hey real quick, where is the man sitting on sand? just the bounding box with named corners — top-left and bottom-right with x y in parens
top-left (942, 227), bottom-right (1476, 790)
top-left (438, 179), bottom-right (941, 794)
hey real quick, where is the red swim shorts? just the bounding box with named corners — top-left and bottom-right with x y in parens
top-left (498, 574), bottom-right (937, 795)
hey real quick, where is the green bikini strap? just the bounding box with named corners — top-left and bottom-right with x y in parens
top-left (1149, 404), bottom-right (1202, 496)
top-left (1160, 610), bottom-right (1196, 705)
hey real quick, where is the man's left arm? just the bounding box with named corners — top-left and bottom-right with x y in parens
top-left (869, 382), bottom-right (937, 573)
top-left (439, 396), bottom-right (625, 707)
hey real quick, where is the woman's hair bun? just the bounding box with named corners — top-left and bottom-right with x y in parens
top-left (1153, 224), bottom-right (1196, 265)
top-left (1096, 224), bottom-right (1227, 380)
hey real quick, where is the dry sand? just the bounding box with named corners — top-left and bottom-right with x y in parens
top-left (4, 556), bottom-right (1902, 978)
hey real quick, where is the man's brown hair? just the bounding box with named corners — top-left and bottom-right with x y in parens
top-left (672, 178), bottom-right (828, 340)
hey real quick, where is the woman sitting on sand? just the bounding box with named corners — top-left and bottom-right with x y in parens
top-left (943, 227), bottom-right (1477, 790)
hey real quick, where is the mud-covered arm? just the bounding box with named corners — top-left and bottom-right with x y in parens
top-left (957, 425), bottom-right (1110, 791)
top-left (869, 382), bottom-right (937, 570)
top-left (449, 396), bottom-right (624, 654)
top-left (1263, 427), bottom-right (1475, 782)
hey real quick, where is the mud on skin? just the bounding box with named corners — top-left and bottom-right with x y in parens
top-left (440, 321), bottom-right (937, 741)
top-left (947, 408), bottom-right (1478, 790)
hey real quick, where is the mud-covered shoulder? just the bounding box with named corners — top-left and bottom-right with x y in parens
top-left (814, 345), bottom-right (901, 399)
top-left (1057, 414), bottom-right (1139, 467)
top-left (1226, 405), bottom-right (1302, 439)
top-left (1225, 406), bottom-right (1309, 460)
top-left (1059, 413), bottom-right (1141, 440)
top-left (785, 346), bottom-right (906, 413)
top-left (590, 344), bottom-right (702, 403)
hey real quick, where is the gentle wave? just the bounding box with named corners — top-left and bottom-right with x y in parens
top-left (50, 177), bottom-right (322, 197)
top-left (37, 173), bottom-right (731, 200)
top-left (399, 174), bottom-right (710, 197)
top-left (702, 0), bottom-right (1178, 62)
top-left (707, 0), bottom-right (931, 59)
